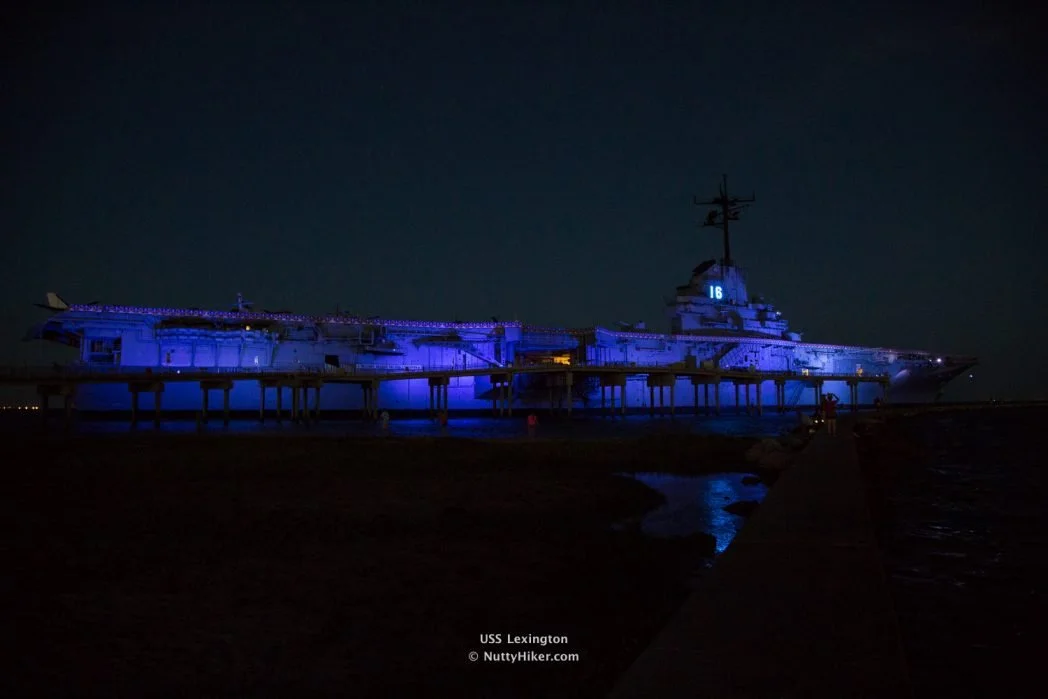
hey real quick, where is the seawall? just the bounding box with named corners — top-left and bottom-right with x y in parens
top-left (608, 419), bottom-right (911, 698)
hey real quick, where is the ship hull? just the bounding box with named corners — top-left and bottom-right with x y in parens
top-left (28, 306), bottom-right (975, 413)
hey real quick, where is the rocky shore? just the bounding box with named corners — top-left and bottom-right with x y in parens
top-left (7, 432), bottom-right (761, 698)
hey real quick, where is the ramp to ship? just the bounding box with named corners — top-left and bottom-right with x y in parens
top-left (608, 419), bottom-right (911, 698)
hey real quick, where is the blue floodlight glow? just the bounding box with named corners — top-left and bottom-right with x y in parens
top-left (708, 285), bottom-right (723, 300)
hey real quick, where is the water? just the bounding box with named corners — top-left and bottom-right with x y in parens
top-left (615, 472), bottom-right (768, 553)
top-left (1, 411), bottom-right (802, 440)
top-left (871, 407), bottom-right (1048, 697)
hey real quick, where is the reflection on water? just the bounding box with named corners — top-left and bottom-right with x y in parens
top-left (876, 407), bottom-right (1048, 697)
top-left (616, 472), bottom-right (768, 553)
top-left (3, 412), bottom-right (802, 440)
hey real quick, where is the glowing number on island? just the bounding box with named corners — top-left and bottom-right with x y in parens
top-left (709, 285), bottom-right (723, 300)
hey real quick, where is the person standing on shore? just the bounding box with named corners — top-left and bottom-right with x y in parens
top-left (438, 410), bottom-right (448, 435)
top-left (822, 393), bottom-right (840, 435)
top-left (527, 412), bottom-right (538, 438)
top-left (380, 410), bottom-right (390, 432)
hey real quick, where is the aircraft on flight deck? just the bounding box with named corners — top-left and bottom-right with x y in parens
top-left (34, 292), bottom-right (97, 312)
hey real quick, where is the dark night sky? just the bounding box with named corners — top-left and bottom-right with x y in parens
top-left (2, 0), bottom-right (1046, 400)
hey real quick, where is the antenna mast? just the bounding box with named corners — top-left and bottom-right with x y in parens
top-left (694, 174), bottom-right (755, 267)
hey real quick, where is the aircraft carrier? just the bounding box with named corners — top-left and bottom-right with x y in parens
top-left (23, 178), bottom-right (977, 413)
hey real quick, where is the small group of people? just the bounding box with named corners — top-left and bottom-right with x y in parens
top-left (820, 393), bottom-right (840, 435)
top-left (793, 392), bottom-right (840, 436)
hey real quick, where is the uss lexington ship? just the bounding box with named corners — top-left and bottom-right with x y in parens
top-left (23, 178), bottom-right (976, 414)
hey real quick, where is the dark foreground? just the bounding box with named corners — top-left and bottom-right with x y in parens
top-left (856, 406), bottom-right (1048, 698)
top-left (5, 433), bottom-right (756, 698)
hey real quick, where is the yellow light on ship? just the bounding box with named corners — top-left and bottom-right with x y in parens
top-left (245, 325), bottom-right (251, 331)
top-left (552, 355), bottom-right (571, 365)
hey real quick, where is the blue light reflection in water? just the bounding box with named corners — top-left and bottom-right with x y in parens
top-left (617, 472), bottom-right (768, 553)
top-left (0, 413), bottom-right (800, 439)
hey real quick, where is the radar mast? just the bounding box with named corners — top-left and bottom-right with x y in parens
top-left (694, 174), bottom-right (755, 267)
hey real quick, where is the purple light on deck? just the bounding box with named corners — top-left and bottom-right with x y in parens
top-left (68, 304), bottom-right (533, 331)
top-left (64, 304), bottom-right (944, 359)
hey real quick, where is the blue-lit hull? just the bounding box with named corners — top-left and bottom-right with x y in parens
top-left (25, 244), bottom-right (975, 412)
top-left (54, 351), bottom-right (970, 414)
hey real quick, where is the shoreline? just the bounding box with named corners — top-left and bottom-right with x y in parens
top-left (8, 397), bottom-right (1047, 418)
top-left (12, 405), bottom-right (1033, 696)
top-left (7, 432), bottom-right (759, 697)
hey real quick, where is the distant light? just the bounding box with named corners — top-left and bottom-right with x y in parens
top-left (935, 357), bottom-right (943, 364)
top-left (245, 325), bottom-right (251, 331)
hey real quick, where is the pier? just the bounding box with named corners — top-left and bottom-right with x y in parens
top-left (3, 364), bottom-right (890, 430)
top-left (608, 419), bottom-right (911, 698)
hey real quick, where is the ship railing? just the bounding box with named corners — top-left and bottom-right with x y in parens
top-left (0, 364), bottom-right (133, 378)
top-left (0, 363), bottom-right (895, 381)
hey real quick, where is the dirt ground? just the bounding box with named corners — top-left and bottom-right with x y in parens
top-left (6, 433), bottom-right (757, 698)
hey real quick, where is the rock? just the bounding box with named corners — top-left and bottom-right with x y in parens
top-left (778, 432), bottom-right (809, 450)
top-left (852, 418), bottom-right (885, 439)
top-left (744, 443), bottom-right (763, 463)
top-left (760, 450), bottom-right (793, 469)
top-left (745, 438), bottom-right (776, 459)
top-left (745, 438), bottom-right (794, 469)
top-left (675, 531), bottom-right (717, 557)
top-left (723, 500), bottom-right (760, 517)
top-left (741, 475), bottom-right (761, 486)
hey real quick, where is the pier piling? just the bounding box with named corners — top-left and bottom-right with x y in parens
top-left (11, 366), bottom-right (905, 426)
top-left (564, 371), bottom-right (573, 416)
top-left (64, 393), bottom-right (74, 432)
top-left (130, 390), bottom-right (140, 428)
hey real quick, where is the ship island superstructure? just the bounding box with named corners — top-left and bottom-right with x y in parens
top-left (19, 178), bottom-right (977, 414)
